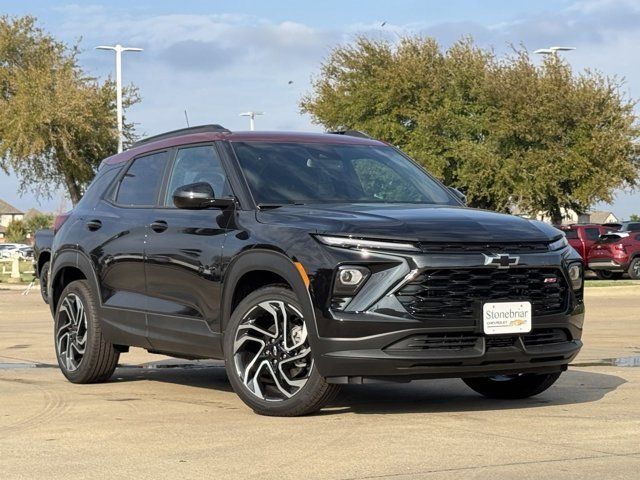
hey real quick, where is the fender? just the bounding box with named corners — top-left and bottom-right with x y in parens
top-left (220, 249), bottom-right (318, 339)
top-left (50, 249), bottom-right (101, 314)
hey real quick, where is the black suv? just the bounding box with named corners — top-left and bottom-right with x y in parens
top-left (49, 125), bottom-right (584, 416)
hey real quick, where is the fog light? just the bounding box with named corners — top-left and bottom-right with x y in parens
top-left (568, 263), bottom-right (583, 290)
top-left (333, 266), bottom-right (370, 296)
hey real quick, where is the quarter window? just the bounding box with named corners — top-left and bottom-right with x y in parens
top-left (165, 145), bottom-right (229, 206)
top-left (116, 151), bottom-right (168, 206)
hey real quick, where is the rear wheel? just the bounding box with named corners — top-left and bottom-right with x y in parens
top-left (595, 270), bottom-right (623, 280)
top-left (224, 286), bottom-right (340, 416)
top-left (463, 372), bottom-right (561, 399)
top-left (628, 258), bottom-right (640, 280)
top-left (54, 280), bottom-right (119, 383)
top-left (39, 261), bottom-right (50, 304)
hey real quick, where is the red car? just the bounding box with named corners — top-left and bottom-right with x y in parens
top-left (588, 232), bottom-right (640, 280)
top-left (560, 224), bottom-right (609, 260)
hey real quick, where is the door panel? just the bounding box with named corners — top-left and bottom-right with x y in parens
top-left (144, 209), bottom-right (228, 357)
top-left (86, 150), bottom-right (169, 348)
top-left (144, 144), bottom-right (233, 358)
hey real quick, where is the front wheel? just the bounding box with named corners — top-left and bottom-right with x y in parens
top-left (628, 258), bottom-right (640, 280)
top-left (224, 286), bottom-right (340, 416)
top-left (463, 372), bottom-right (561, 399)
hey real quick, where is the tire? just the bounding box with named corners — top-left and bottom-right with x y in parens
top-left (463, 372), bottom-right (561, 399)
top-left (628, 258), bottom-right (640, 280)
top-left (39, 261), bottom-right (50, 304)
top-left (224, 285), bottom-right (340, 416)
top-left (54, 280), bottom-right (119, 383)
top-left (595, 270), bottom-right (623, 280)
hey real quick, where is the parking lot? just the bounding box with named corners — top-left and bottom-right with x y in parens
top-left (1, 284), bottom-right (639, 479)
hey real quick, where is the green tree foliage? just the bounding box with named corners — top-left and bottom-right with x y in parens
top-left (5, 218), bottom-right (27, 243)
top-left (24, 212), bottom-right (53, 233)
top-left (630, 214), bottom-right (640, 221)
top-left (301, 37), bottom-right (640, 223)
top-left (0, 16), bottom-right (139, 205)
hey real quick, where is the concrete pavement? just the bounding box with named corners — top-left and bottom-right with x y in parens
top-left (0, 286), bottom-right (639, 479)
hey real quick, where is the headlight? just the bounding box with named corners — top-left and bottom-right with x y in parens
top-left (567, 263), bottom-right (583, 290)
top-left (549, 236), bottom-right (569, 251)
top-left (314, 234), bottom-right (420, 252)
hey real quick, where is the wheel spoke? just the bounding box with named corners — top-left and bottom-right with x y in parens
top-left (233, 298), bottom-right (312, 401)
top-left (55, 293), bottom-right (87, 373)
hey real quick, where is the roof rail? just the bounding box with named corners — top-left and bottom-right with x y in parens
top-left (327, 129), bottom-right (373, 139)
top-left (131, 124), bottom-right (231, 148)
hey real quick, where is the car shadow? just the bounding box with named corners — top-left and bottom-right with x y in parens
top-left (321, 369), bottom-right (627, 415)
top-left (107, 362), bottom-right (626, 415)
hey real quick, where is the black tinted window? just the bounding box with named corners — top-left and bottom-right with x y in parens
top-left (116, 152), bottom-right (168, 206)
top-left (77, 166), bottom-right (121, 208)
top-left (232, 142), bottom-right (455, 206)
top-left (564, 229), bottom-right (579, 239)
top-left (165, 145), bottom-right (229, 206)
top-left (585, 228), bottom-right (600, 241)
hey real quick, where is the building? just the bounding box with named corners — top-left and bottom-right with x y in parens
top-left (511, 205), bottom-right (619, 226)
top-left (0, 199), bottom-right (25, 243)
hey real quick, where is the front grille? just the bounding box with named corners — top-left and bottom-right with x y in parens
top-left (385, 333), bottom-right (480, 352)
top-left (523, 329), bottom-right (569, 346)
top-left (384, 329), bottom-right (571, 354)
top-left (396, 268), bottom-right (568, 320)
top-left (418, 242), bottom-right (549, 254)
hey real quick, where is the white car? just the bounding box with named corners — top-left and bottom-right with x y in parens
top-left (0, 243), bottom-right (30, 258)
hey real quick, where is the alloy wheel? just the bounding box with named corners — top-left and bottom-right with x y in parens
top-left (233, 300), bottom-right (313, 401)
top-left (56, 293), bottom-right (88, 372)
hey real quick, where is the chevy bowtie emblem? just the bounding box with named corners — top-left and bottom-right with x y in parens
top-left (483, 253), bottom-right (519, 269)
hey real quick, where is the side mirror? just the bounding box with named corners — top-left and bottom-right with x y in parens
top-left (448, 187), bottom-right (466, 205)
top-left (172, 182), bottom-right (235, 210)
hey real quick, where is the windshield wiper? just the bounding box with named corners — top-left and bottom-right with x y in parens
top-left (257, 202), bottom-right (306, 210)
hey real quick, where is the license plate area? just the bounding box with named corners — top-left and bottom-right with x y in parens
top-left (483, 301), bottom-right (532, 335)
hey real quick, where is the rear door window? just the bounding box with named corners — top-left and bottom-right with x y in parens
top-left (584, 228), bottom-right (601, 241)
top-left (116, 151), bottom-right (169, 206)
top-left (564, 229), bottom-right (579, 239)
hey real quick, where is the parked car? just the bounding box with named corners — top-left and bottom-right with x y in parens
top-left (559, 224), bottom-right (608, 262)
top-left (34, 229), bottom-right (54, 303)
top-left (588, 232), bottom-right (640, 280)
top-left (618, 221), bottom-right (640, 233)
top-left (0, 243), bottom-right (29, 258)
top-left (48, 125), bottom-right (584, 416)
top-left (15, 246), bottom-right (34, 260)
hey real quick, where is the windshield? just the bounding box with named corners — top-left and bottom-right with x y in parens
top-left (231, 142), bottom-right (457, 206)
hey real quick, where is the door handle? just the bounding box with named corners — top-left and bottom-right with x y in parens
top-left (86, 219), bottom-right (102, 231)
top-left (150, 220), bottom-right (168, 233)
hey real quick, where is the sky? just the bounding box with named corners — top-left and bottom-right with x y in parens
top-left (0, 0), bottom-right (639, 218)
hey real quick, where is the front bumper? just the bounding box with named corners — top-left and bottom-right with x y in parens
top-left (314, 306), bottom-right (583, 382)
top-left (308, 246), bottom-right (585, 382)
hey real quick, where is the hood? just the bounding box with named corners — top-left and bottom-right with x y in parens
top-left (256, 204), bottom-right (561, 243)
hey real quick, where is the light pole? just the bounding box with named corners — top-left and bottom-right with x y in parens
top-left (534, 46), bottom-right (576, 56)
top-left (239, 111), bottom-right (264, 131)
top-left (96, 44), bottom-right (143, 153)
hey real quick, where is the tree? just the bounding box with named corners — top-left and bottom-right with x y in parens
top-left (24, 212), bottom-right (53, 233)
top-left (0, 16), bottom-right (139, 205)
top-left (301, 37), bottom-right (640, 223)
top-left (630, 214), bottom-right (640, 221)
top-left (5, 219), bottom-right (27, 243)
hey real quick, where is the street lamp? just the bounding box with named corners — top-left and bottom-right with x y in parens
top-left (96, 44), bottom-right (143, 153)
top-left (239, 111), bottom-right (264, 131)
top-left (534, 46), bottom-right (576, 56)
